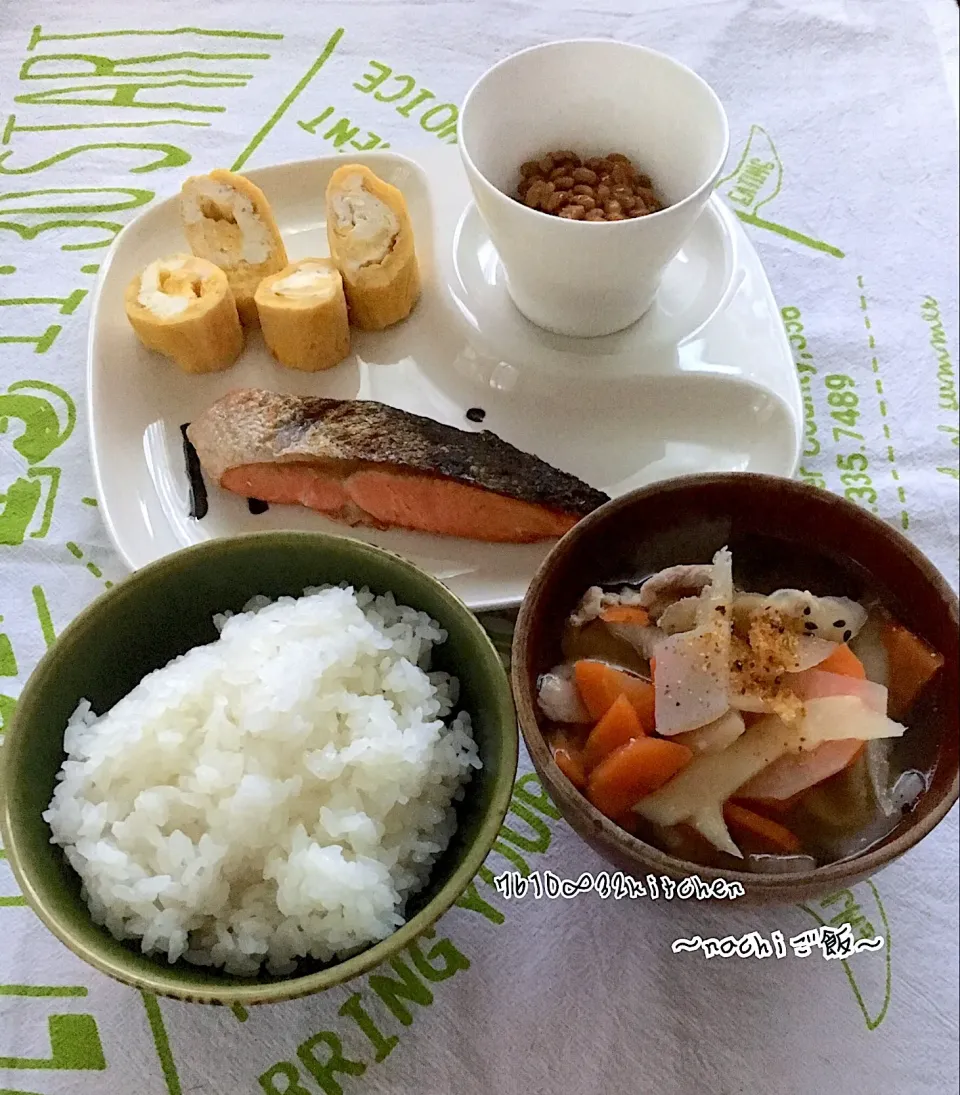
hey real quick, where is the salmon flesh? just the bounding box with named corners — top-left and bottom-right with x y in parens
top-left (186, 388), bottom-right (610, 543)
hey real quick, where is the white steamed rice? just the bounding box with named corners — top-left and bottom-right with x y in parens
top-left (43, 585), bottom-right (481, 976)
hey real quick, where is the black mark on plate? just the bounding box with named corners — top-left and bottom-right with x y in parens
top-left (248, 498), bottom-right (270, 514)
top-left (466, 407), bottom-right (486, 423)
top-left (180, 423), bottom-right (208, 520)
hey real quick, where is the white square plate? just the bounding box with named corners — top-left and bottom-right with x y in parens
top-left (87, 147), bottom-right (802, 610)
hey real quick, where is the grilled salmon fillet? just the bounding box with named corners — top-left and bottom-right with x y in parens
top-left (186, 388), bottom-right (609, 543)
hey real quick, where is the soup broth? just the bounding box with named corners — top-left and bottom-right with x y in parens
top-left (537, 541), bottom-right (944, 874)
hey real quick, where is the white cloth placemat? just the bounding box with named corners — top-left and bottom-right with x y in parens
top-left (1, 2), bottom-right (957, 1092)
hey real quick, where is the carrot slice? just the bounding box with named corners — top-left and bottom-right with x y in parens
top-left (881, 621), bottom-right (945, 719)
top-left (738, 739), bottom-right (864, 801)
top-left (723, 801), bottom-right (803, 855)
top-left (734, 795), bottom-right (804, 819)
top-left (599, 604), bottom-right (651, 627)
top-left (587, 737), bottom-right (692, 819)
top-left (817, 644), bottom-right (866, 679)
top-left (554, 748), bottom-right (587, 790)
top-left (551, 735), bottom-right (587, 790)
top-left (620, 676), bottom-right (656, 730)
top-left (574, 659), bottom-right (616, 719)
top-left (582, 694), bottom-right (644, 772)
top-left (573, 660), bottom-right (655, 728)
top-left (738, 741), bottom-right (866, 816)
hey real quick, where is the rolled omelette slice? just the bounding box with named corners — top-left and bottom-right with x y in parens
top-left (179, 169), bottom-right (288, 328)
top-left (325, 164), bottom-right (420, 330)
top-left (124, 254), bottom-right (244, 373)
top-left (254, 257), bottom-right (350, 371)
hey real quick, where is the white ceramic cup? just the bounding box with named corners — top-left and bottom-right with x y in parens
top-left (459, 40), bottom-right (730, 338)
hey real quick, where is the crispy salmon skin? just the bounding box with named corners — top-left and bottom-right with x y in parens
top-left (186, 388), bottom-right (609, 543)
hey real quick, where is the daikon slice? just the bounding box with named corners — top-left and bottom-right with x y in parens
top-left (706, 547), bottom-right (734, 615)
top-left (653, 548), bottom-right (733, 735)
top-left (739, 738), bottom-right (864, 800)
top-left (790, 670), bottom-right (888, 714)
top-left (673, 710), bottom-right (746, 756)
top-left (731, 691), bottom-right (776, 714)
top-left (653, 631), bottom-right (730, 734)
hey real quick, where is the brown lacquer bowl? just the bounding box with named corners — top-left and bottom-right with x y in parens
top-left (512, 474), bottom-right (959, 904)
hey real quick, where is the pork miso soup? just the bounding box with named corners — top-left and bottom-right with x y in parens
top-left (536, 543), bottom-right (945, 874)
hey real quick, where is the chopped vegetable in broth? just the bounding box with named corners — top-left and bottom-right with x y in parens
top-left (537, 548), bottom-right (944, 873)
